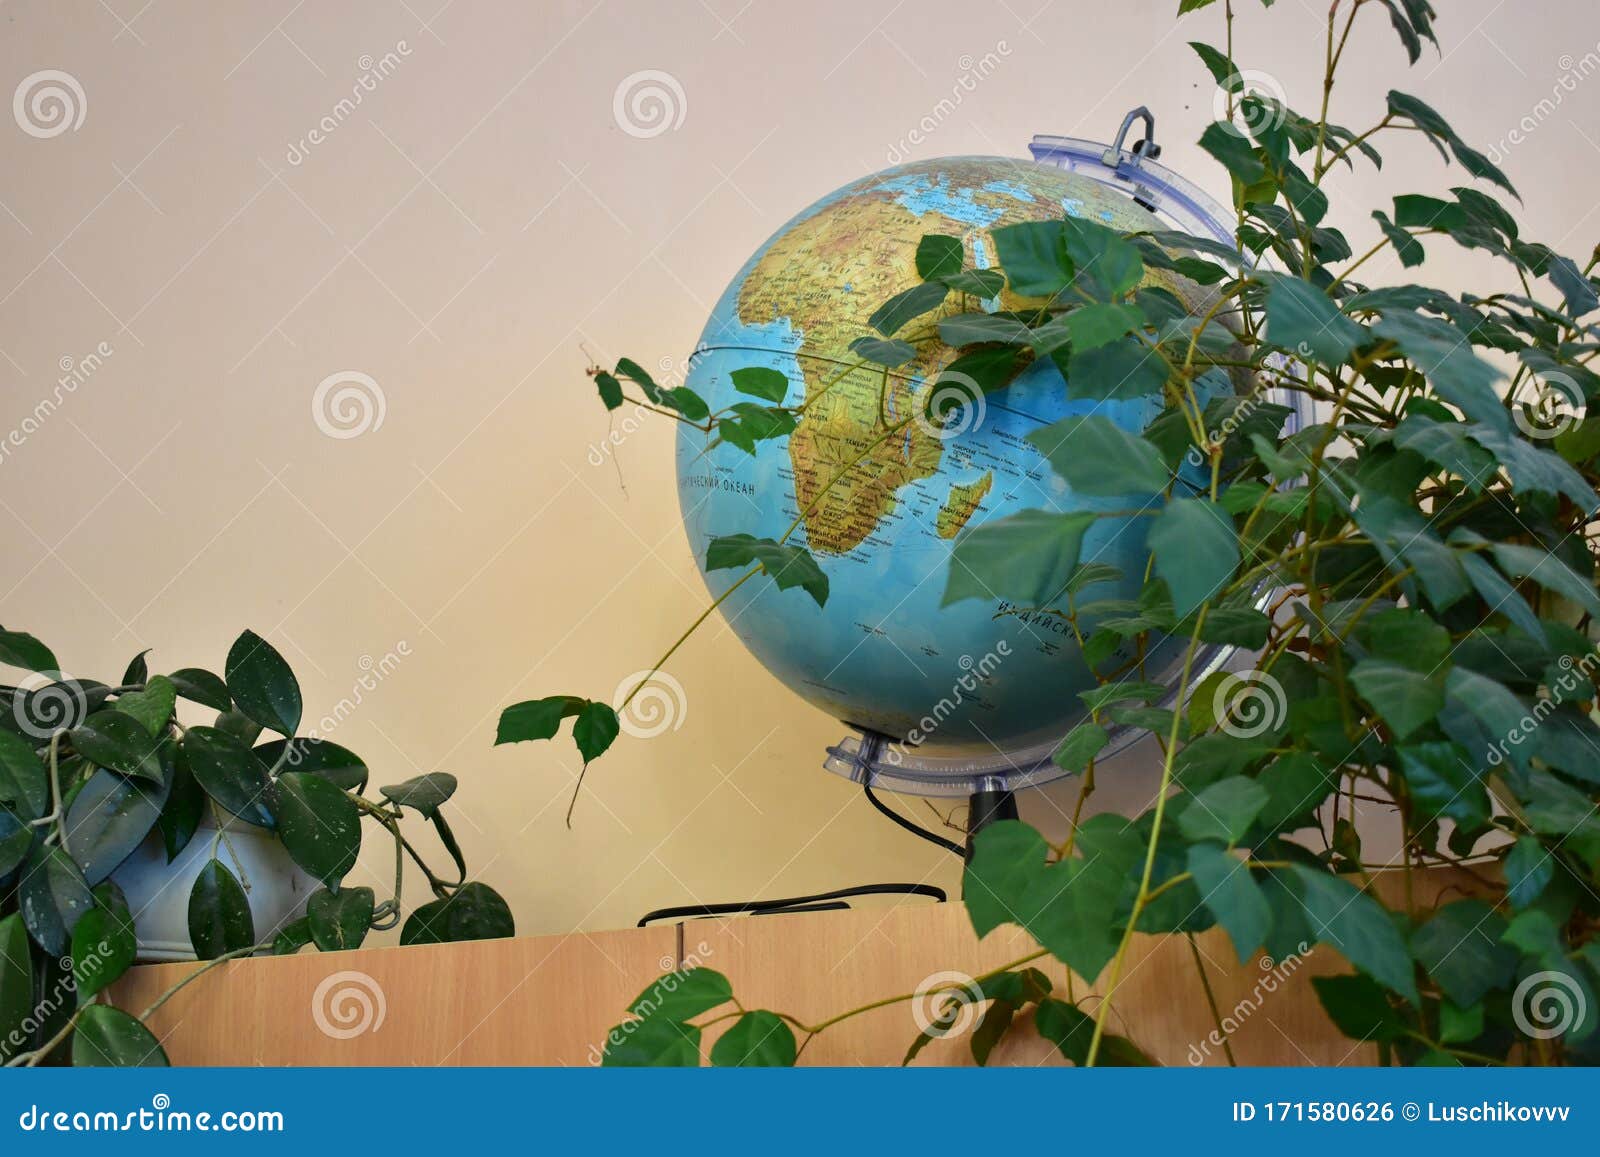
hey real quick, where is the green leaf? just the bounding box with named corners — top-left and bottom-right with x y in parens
top-left (273, 916), bottom-right (314, 955)
top-left (1189, 42), bottom-right (1239, 89)
top-left (1149, 498), bottom-right (1238, 617)
top-left (628, 966), bottom-right (734, 1021)
top-left (110, 676), bottom-right (175, 738)
top-left (1063, 302), bottom-right (1145, 352)
top-left (729, 366), bottom-right (789, 404)
top-left (868, 281), bottom-right (948, 336)
top-left (1410, 899), bottom-right (1516, 1008)
top-left (0, 730), bottom-right (49, 821)
top-left (1053, 723), bottom-right (1110, 774)
top-left (705, 534), bottom-right (829, 608)
top-left (940, 510), bottom-right (1096, 608)
top-left (1547, 253), bottom-right (1599, 317)
top-left (1063, 337), bottom-right (1169, 401)
top-left (1186, 843), bottom-right (1271, 962)
top-left (1348, 659), bottom-right (1444, 740)
top-left (1488, 541), bottom-right (1600, 617)
top-left (399, 882), bottom-right (514, 945)
top-left (915, 234), bottom-right (965, 280)
top-left (601, 1016), bottom-right (701, 1066)
top-left (179, 726), bottom-right (275, 828)
top-left (1503, 836), bottom-right (1553, 910)
top-left (940, 268), bottom-right (1006, 298)
top-left (72, 1005), bottom-right (169, 1067)
top-left (1060, 217), bottom-right (1145, 301)
top-left (224, 630), bottom-right (302, 737)
top-left (962, 820), bottom-right (1049, 939)
top-left (991, 220), bottom-right (1072, 297)
top-left (64, 766), bottom-right (169, 885)
top-left (167, 667), bottom-right (230, 713)
top-left (847, 336), bottom-right (916, 367)
top-left (1178, 776), bottom-right (1268, 847)
top-left (1372, 312), bottom-right (1508, 434)
top-left (1372, 210), bottom-right (1424, 267)
top-left (937, 312), bottom-right (1034, 347)
top-left (658, 386), bottom-right (709, 423)
top-left (574, 701), bottom-right (620, 764)
top-left (1027, 415), bottom-right (1170, 495)
top-left (1263, 274), bottom-right (1366, 366)
top-left (1286, 865), bottom-right (1418, 1003)
top-left (594, 369), bottom-right (624, 410)
top-left (379, 771), bottom-right (457, 817)
top-left (495, 695), bottom-right (585, 745)
top-left (187, 858), bottom-right (256, 960)
top-left (0, 628), bottom-right (58, 673)
top-left (68, 710), bottom-right (164, 784)
top-left (253, 737), bottom-right (368, 793)
top-left (927, 347), bottom-right (1030, 420)
top-left (1396, 742), bottom-right (1487, 828)
top-left (1199, 121), bottom-right (1266, 186)
top-left (307, 885), bottom-right (374, 952)
top-left (0, 913), bottom-right (34, 1063)
top-left (272, 771), bottom-right (360, 888)
top-left (710, 1010), bottom-right (796, 1067)
top-left (614, 357), bottom-right (662, 403)
top-left (19, 843), bottom-right (94, 954)
top-left (1385, 91), bottom-right (1517, 197)
top-left (1311, 973), bottom-right (1407, 1042)
top-left (1034, 998), bottom-right (1096, 1065)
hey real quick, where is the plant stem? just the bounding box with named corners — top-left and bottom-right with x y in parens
top-left (140, 941), bottom-right (276, 1020)
top-left (1187, 933), bottom-right (1238, 1066)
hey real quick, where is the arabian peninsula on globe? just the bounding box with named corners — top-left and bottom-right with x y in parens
top-left (675, 158), bottom-right (1230, 757)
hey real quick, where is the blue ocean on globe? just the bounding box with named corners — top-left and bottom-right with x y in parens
top-left (674, 157), bottom-right (1227, 756)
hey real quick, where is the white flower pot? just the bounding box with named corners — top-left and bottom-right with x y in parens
top-left (112, 813), bottom-right (316, 962)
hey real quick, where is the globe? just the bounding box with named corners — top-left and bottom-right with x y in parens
top-left (675, 157), bottom-right (1229, 761)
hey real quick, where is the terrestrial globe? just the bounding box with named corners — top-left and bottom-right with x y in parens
top-left (673, 125), bottom-right (1286, 796)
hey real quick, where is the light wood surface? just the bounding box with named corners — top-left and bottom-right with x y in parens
top-left (113, 870), bottom-right (1475, 1066)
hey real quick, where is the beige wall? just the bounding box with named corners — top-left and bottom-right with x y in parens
top-left (2, 0), bottom-right (1597, 939)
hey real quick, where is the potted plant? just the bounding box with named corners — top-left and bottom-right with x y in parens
top-left (0, 627), bottom-right (513, 1067)
top-left (497, 0), bottom-right (1600, 1065)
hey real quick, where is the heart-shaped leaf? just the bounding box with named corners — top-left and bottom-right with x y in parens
top-left (187, 859), bottom-right (256, 960)
top-left (379, 772), bottom-right (457, 818)
top-left (271, 772), bottom-right (360, 888)
top-left (399, 882), bottom-right (515, 946)
top-left (253, 738), bottom-right (368, 792)
top-left (19, 843), bottom-right (93, 954)
top-left (63, 765), bottom-right (169, 885)
top-left (72, 1005), bottom-right (169, 1067)
top-left (179, 727), bottom-right (275, 828)
top-left (307, 885), bottom-right (374, 952)
top-left (167, 667), bottom-right (231, 713)
top-left (224, 630), bottom-right (302, 737)
top-left (110, 675), bottom-right (176, 737)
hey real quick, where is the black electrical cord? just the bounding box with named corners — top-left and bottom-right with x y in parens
top-left (863, 778), bottom-right (965, 858)
top-left (635, 883), bottom-right (945, 927)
